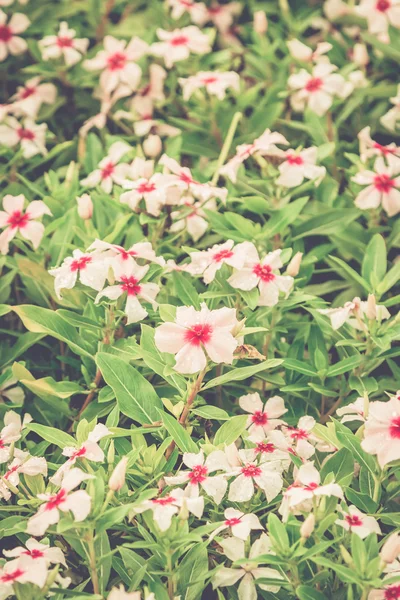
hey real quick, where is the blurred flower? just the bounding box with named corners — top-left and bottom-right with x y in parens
top-left (253, 10), bottom-right (268, 34)
top-left (0, 116), bottom-right (47, 157)
top-left (134, 487), bottom-right (204, 530)
top-left (39, 21), bottom-right (89, 66)
top-left (49, 249), bottom-right (108, 298)
top-left (81, 141), bottom-right (131, 193)
top-left (356, 0), bottom-right (400, 35)
top-left (380, 533), bottom-right (400, 564)
top-left (10, 77), bottom-right (57, 118)
top-left (276, 147), bottom-right (326, 187)
top-left (288, 62), bottom-right (345, 116)
top-left (186, 240), bottom-right (248, 284)
top-left (336, 505), bottom-right (381, 538)
top-left (179, 71), bottom-right (240, 101)
top-left (109, 456), bottom-right (128, 491)
top-left (76, 194), bottom-right (93, 220)
top-left (381, 84), bottom-right (400, 131)
top-left (287, 39), bottom-right (332, 62)
top-left (151, 26), bottom-right (211, 68)
top-left (0, 9), bottom-right (30, 62)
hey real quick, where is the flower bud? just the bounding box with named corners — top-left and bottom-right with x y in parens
top-left (300, 514), bottom-right (315, 539)
top-left (107, 440), bottom-right (115, 466)
top-left (76, 194), bottom-right (93, 220)
top-left (109, 456), bottom-right (128, 491)
top-left (143, 134), bottom-right (162, 158)
top-left (352, 43), bottom-right (369, 67)
top-left (365, 294), bottom-right (377, 320)
top-left (286, 252), bottom-right (303, 277)
top-left (254, 11), bottom-right (268, 35)
top-left (381, 533), bottom-right (400, 564)
top-left (65, 161), bottom-right (76, 186)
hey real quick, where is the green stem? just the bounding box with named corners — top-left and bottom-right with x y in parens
top-left (211, 111), bottom-right (242, 185)
top-left (87, 532), bottom-right (100, 595)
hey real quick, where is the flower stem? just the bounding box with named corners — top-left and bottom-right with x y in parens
top-left (87, 532), bottom-right (100, 595)
top-left (211, 111), bottom-right (242, 185)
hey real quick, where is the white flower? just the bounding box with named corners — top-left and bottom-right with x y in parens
top-left (151, 26), bottom-right (211, 68)
top-left (212, 534), bottom-right (283, 600)
top-left (228, 246), bottom-right (294, 307)
top-left (167, 0), bottom-right (207, 22)
top-left (0, 411), bottom-right (31, 464)
top-left (287, 39), bottom-right (332, 62)
top-left (318, 296), bottom-right (390, 330)
top-left (380, 532), bottom-right (400, 564)
top-left (164, 450), bottom-right (230, 504)
top-left (0, 9), bottom-right (30, 61)
top-left (10, 77), bottom-right (57, 118)
top-left (226, 447), bottom-right (283, 503)
top-left (361, 397), bottom-right (400, 467)
top-left (108, 586), bottom-right (141, 600)
top-left (120, 172), bottom-right (174, 216)
top-left (27, 468), bottom-right (94, 536)
top-left (179, 71), bottom-right (240, 101)
top-left (356, 0), bottom-right (400, 35)
top-left (220, 128), bottom-right (288, 183)
top-left (186, 240), bottom-right (248, 284)
top-left (0, 116), bottom-right (47, 158)
top-left (381, 84), bottom-right (400, 131)
top-left (49, 250), bottom-right (108, 299)
top-left (81, 141), bottom-right (131, 194)
top-left (353, 157), bottom-right (400, 217)
top-left (358, 126), bottom-right (400, 171)
top-left (84, 35), bottom-right (147, 93)
top-left (288, 62), bottom-right (345, 116)
top-left (283, 462), bottom-right (343, 510)
top-left (4, 537), bottom-right (66, 567)
top-left (109, 456), bottom-right (128, 491)
top-left (0, 372), bottom-right (24, 405)
top-left (95, 262), bottom-right (160, 324)
top-left (170, 195), bottom-right (215, 241)
top-left (239, 393), bottom-right (287, 442)
top-left (336, 397), bottom-right (366, 424)
top-left (276, 147), bottom-right (326, 187)
top-left (0, 555), bottom-right (48, 597)
top-left (202, 2), bottom-right (242, 33)
top-left (134, 487), bottom-right (204, 531)
top-left (160, 154), bottom-right (227, 203)
top-left (212, 508), bottom-right (263, 540)
top-left (336, 505), bottom-right (381, 539)
top-left (3, 452), bottom-right (47, 491)
top-left (0, 194), bottom-right (52, 255)
top-left (39, 21), bottom-right (89, 66)
top-left (155, 304), bottom-right (239, 374)
top-left (88, 238), bottom-right (164, 274)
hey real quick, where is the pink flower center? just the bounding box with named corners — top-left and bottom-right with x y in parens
top-left (45, 488), bottom-right (67, 510)
top-left (17, 127), bottom-right (35, 140)
top-left (170, 35), bottom-right (189, 47)
top-left (389, 416), bottom-right (400, 439)
top-left (213, 249), bottom-right (233, 263)
top-left (179, 172), bottom-right (195, 185)
top-left (376, 0), bottom-right (391, 11)
top-left (188, 464), bottom-right (208, 484)
top-left (137, 182), bottom-right (156, 194)
top-left (100, 161), bottom-right (115, 180)
top-left (373, 142), bottom-right (395, 156)
top-left (118, 248), bottom-right (136, 260)
top-left (120, 275), bottom-right (141, 296)
top-left (4, 465), bottom-right (19, 479)
top-left (24, 548), bottom-right (44, 559)
top-left (0, 568), bottom-right (25, 583)
top-left (202, 76), bottom-right (218, 85)
top-left (256, 442), bottom-right (275, 454)
top-left (152, 495), bottom-right (176, 505)
top-left (385, 586), bottom-right (400, 600)
top-left (71, 446), bottom-right (87, 460)
top-left (305, 77), bottom-right (323, 92)
top-left (0, 439), bottom-right (4, 448)
top-left (57, 36), bottom-right (73, 48)
top-left (20, 86), bottom-right (36, 99)
top-left (241, 464), bottom-right (262, 478)
top-left (251, 410), bottom-right (268, 426)
top-left (107, 52), bottom-right (127, 71)
top-left (286, 153), bottom-right (304, 165)
top-left (374, 173), bottom-right (395, 193)
top-left (7, 210), bottom-right (29, 229)
top-left (184, 323), bottom-right (213, 346)
top-left (208, 6), bottom-right (222, 14)
top-left (70, 256), bottom-right (92, 272)
top-left (345, 514), bottom-right (363, 527)
top-left (0, 25), bottom-right (12, 43)
top-left (288, 427), bottom-right (308, 440)
top-left (253, 263), bottom-right (276, 283)
top-left (225, 517), bottom-right (241, 526)
top-left (304, 482), bottom-right (319, 491)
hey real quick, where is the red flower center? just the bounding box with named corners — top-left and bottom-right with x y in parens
top-left (345, 514), bottom-right (363, 527)
top-left (286, 153), bottom-right (304, 165)
top-left (288, 427), bottom-right (308, 440)
top-left (118, 248), bottom-right (136, 260)
top-left (202, 76), bottom-right (218, 85)
top-left (7, 210), bottom-right (29, 229)
top-left (107, 52), bottom-right (127, 71)
top-left (100, 161), bottom-right (115, 180)
top-left (188, 464), bottom-right (208, 484)
top-left (184, 323), bottom-right (213, 346)
top-left (179, 172), bottom-right (195, 184)
top-left (45, 488), bottom-right (67, 510)
top-left (0, 568), bottom-right (25, 583)
top-left (213, 249), bottom-right (233, 263)
top-left (71, 446), bottom-right (87, 460)
top-left (70, 256), bottom-right (92, 272)
top-left (170, 35), bottom-right (189, 47)
top-left (373, 142), bottom-right (395, 156)
top-left (24, 548), bottom-right (45, 559)
top-left (376, 0), bottom-right (391, 11)
top-left (374, 173), bottom-right (395, 193)
top-left (4, 465), bottom-right (19, 479)
top-left (0, 25), bottom-right (12, 43)
top-left (225, 517), bottom-right (241, 526)
top-left (385, 586), bottom-right (400, 600)
top-left (137, 182), bottom-right (156, 194)
top-left (120, 275), bottom-right (142, 296)
top-left (152, 495), bottom-right (176, 505)
top-left (57, 36), bottom-right (73, 48)
top-left (251, 410), bottom-right (268, 426)
top-left (305, 77), bottom-right (323, 92)
top-left (253, 263), bottom-right (276, 282)
top-left (256, 442), bottom-right (275, 454)
top-left (241, 464), bottom-right (262, 478)
top-left (17, 127), bottom-right (35, 140)
top-left (304, 482), bottom-right (319, 491)
top-left (389, 416), bottom-right (400, 439)
top-left (20, 86), bottom-right (36, 99)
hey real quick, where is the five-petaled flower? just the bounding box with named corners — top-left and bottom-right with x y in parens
top-left (134, 487), bottom-right (204, 531)
top-left (151, 26), bottom-right (211, 68)
top-left (352, 157), bottom-right (400, 217)
top-left (288, 62), bottom-right (346, 116)
top-left (39, 21), bottom-right (89, 66)
top-left (49, 249), bottom-right (108, 298)
top-left (0, 195), bottom-right (52, 255)
top-left (0, 116), bottom-right (47, 158)
top-left (336, 505), bottom-right (381, 538)
top-left (0, 9), bottom-right (30, 62)
top-left (361, 398), bottom-right (400, 467)
top-left (81, 141), bottom-right (131, 193)
top-left (239, 393), bottom-right (287, 442)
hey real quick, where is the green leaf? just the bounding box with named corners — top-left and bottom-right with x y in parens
top-left (327, 256), bottom-right (370, 292)
top-left (25, 423), bottom-right (76, 449)
top-left (334, 421), bottom-right (377, 475)
top-left (310, 557), bottom-right (361, 584)
top-left (284, 359), bottom-right (318, 377)
top-left (191, 406), bottom-right (230, 420)
top-left (296, 586), bottom-right (328, 600)
top-left (260, 196), bottom-right (308, 238)
top-left (361, 31), bottom-right (400, 62)
top-left (320, 447), bottom-right (354, 486)
top-left (0, 304), bottom-right (11, 317)
top-left (202, 359), bottom-right (283, 390)
top-left (158, 409), bottom-right (198, 453)
top-left (377, 261), bottom-right (400, 296)
top-left (267, 513), bottom-right (290, 552)
top-left (96, 353), bottom-right (163, 425)
top-left (213, 415), bottom-right (248, 446)
top-left (171, 272), bottom-right (201, 310)
top-left (362, 234), bottom-right (387, 289)
top-left (327, 355), bottom-right (362, 377)
top-left (177, 543), bottom-right (209, 600)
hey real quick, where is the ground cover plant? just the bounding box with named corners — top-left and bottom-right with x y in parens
top-left (0, 0), bottom-right (400, 598)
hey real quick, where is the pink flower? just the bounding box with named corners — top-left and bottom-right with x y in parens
top-left (283, 462), bottom-right (343, 509)
top-left (287, 39), bottom-right (332, 62)
top-left (170, 195), bottom-right (215, 241)
top-left (151, 26), bottom-right (211, 68)
top-left (288, 62), bottom-right (345, 116)
top-left (164, 450), bottom-right (230, 504)
top-left (95, 262), bottom-right (160, 324)
top-left (27, 468), bottom-right (94, 536)
top-left (336, 505), bottom-right (381, 539)
top-left (212, 508), bottom-right (263, 540)
top-left (4, 538), bottom-right (66, 568)
top-left (10, 77), bottom-right (57, 118)
top-left (369, 585), bottom-right (400, 600)
top-left (187, 240), bottom-right (249, 284)
top-left (356, 0), bottom-right (400, 35)
top-left (0, 411), bottom-right (31, 464)
top-left (0, 9), bottom-right (30, 62)
top-left (276, 147), bottom-right (326, 188)
top-left (134, 487), bottom-right (204, 531)
top-left (155, 304), bottom-right (239, 374)
top-left (0, 116), bottom-right (47, 157)
top-left (88, 238), bottom-right (165, 273)
top-left (353, 157), bottom-right (400, 217)
top-left (226, 447), bottom-right (283, 502)
top-left (81, 141), bottom-right (131, 194)
top-left (39, 21), bottom-right (89, 66)
top-left (160, 154), bottom-right (227, 203)
top-left (228, 246), bottom-right (294, 307)
top-left (239, 393), bottom-right (287, 442)
top-left (358, 127), bottom-right (400, 171)
top-left (361, 397), bottom-right (400, 467)
top-left (84, 35), bottom-right (147, 93)
top-left (179, 70), bottom-right (240, 101)
top-left (0, 195), bottom-right (52, 255)
top-left (49, 250), bottom-right (108, 298)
